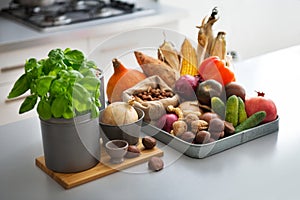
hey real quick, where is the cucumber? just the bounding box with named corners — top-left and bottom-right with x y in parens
top-left (238, 96), bottom-right (247, 124)
top-left (225, 95), bottom-right (239, 127)
top-left (211, 97), bottom-right (225, 119)
top-left (235, 111), bottom-right (266, 133)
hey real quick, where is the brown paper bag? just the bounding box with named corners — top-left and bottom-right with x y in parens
top-left (122, 75), bottom-right (179, 123)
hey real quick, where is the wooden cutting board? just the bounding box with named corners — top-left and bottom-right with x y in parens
top-left (35, 140), bottom-right (163, 189)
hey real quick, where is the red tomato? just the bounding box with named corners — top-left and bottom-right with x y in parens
top-left (198, 56), bottom-right (236, 85)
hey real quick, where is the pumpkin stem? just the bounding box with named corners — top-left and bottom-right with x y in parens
top-left (112, 58), bottom-right (127, 72)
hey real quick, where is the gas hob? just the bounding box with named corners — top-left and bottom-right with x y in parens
top-left (0, 0), bottom-right (156, 32)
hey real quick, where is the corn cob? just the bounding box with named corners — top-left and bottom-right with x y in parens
top-left (180, 38), bottom-right (198, 76)
top-left (210, 31), bottom-right (227, 60)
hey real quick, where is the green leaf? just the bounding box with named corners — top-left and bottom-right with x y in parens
top-left (94, 98), bottom-right (101, 108)
top-left (85, 60), bottom-right (98, 69)
top-left (19, 95), bottom-right (37, 114)
top-left (68, 70), bottom-right (84, 83)
top-left (7, 73), bottom-right (30, 99)
top-left (25, 58), bottom-right (38, 73)
top-left (64, 49), bottom-right (84, 67)
top-left (37, 99), bottom-right (52, 120)
top-left (73, 82), bottom-right (91, 102)
top-left (50, 79), bottom-right (67, 96)
top-left (48, 49), bottom-right (64, 64)
top-left (78, 77), bottom-right (100, 91)
top-left (51, 95), bottom-right (68, 118)
top-left (90, 103), bottom-right (99, 118)
top-left (79, 68), bottom-right (96, 77)
top-left (62, 105), bottom-right (76, 119)
top-left (36, 76), bottom-right (56, 97)
top-left (73, 99), bottom-right (89, 113)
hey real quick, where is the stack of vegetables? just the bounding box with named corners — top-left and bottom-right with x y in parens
top-left (105, 7), bottom-right (278, 144)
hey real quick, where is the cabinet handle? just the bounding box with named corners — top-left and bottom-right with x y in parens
top-left (1, 64), bottom-right (24, 73)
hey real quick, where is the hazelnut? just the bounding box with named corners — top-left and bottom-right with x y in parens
top-left (210, 131), bottom-right (225, 140)
top-left (191, 120), bottom-right (208, 133)
top-left (208, 137), bottom-right (216, 143)
top-left (194, 131), bottom-right (211, 144)
top-left (224, 121), bottom-right (235, 135)
top-left (199, 112), bottom-right (219, 123)
top-left (172, 120), bottom-right (188, 137)
top-left (208, 118), bottom-right (225, 132)
top-left (148, 156), bottom-right (164, 171)
top-left (184, 113), bottom-right (199, 126)
top-left (125, 145), bottom-right (141, 158)
top-left (142, 136), bottom-right (156, 149)
top-left (180, 131), bottom-right (195, 143)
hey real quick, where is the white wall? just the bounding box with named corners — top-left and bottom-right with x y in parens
top-left (160, 0), bottom-right (300, 60)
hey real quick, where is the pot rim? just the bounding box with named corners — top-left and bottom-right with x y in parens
top-left (39, 112), bottom-right (95, 125)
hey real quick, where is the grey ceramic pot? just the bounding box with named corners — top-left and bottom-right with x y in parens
top-left (40, 113), bottom-right (100, 173)
top-left (99, 107), bottom-right (144, 145)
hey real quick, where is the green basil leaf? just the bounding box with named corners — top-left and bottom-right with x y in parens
top-left (36, 76), bottom-right (56, 97)
top-left (95, 88), bottom-right (100, 99)
top-left (19, 94), bottom-right (37, 114)
top-left (68, 70), bottom-right (84, 84)
top-left (50, 79), bottom-right (67, 96)
top-left (94, 98), bottom-right (101, 108)
top-left (7, 73), bottom-right (30, 99)
top-left (37, 99), bottom-right (52, 120)
top-left (78, 77), bottom-right (100, 91)
top-left (73, 99), bottom-right (89, 113)
top-left (62, 105), bottom-right (76, 119)
top-left (90, 103), bottom-right (99, 118)
top-left (64, 49), bottom-right (84, 66)
top-left (85, 60), bottom-right (97, 69)
top-left (48, 49), bottom-right (64, 64)
top-left (79, 68), bottom-right (96, 77)
top-left (73, 83), bottom-right (91, 101)
top-left (25, 58), bottom-right (38, 73)
top-left (51, 95), bottom-right (68, 118)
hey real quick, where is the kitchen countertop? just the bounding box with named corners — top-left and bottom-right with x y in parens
top-left (0, 1), bottom-right (186, 52)
top-left (0, 45), bottom-right (300, 200)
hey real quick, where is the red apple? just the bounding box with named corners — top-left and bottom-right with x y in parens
top-left (245, 91), bottom-right (277, 123)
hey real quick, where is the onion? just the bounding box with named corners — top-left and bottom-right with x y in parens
top-left (157, 113), bottom-right (178, 133)
top-left (174, 75), bottom-right (200, 100)
top-left (100, 102), bottom-right (138, 126)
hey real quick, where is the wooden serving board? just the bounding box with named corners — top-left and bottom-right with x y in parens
top-left (35, 140), bottom-right (163, 189)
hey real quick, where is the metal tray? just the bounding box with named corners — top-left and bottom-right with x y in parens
top-left (142, 117), bottom-right (279, 159)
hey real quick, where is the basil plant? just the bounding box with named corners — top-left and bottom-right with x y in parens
top-left (7, 48), bottom-right (101, 120)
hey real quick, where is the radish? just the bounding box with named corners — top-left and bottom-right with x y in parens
top-left (245, 91), bottom-right (277, 123)
top-left (157, 113), bottom-right (178, 133)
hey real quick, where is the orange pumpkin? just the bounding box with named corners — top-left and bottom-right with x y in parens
top-left (106, 58), bottom-right (146, 103)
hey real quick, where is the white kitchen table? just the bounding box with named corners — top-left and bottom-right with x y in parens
top-left (0, 45), bottom-right (299, 200)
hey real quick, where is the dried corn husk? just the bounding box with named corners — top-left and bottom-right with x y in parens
top-left (196, 23), bottom-right (208, 65)
top-left (158, 40), bottom-right (181, 72)
top-left (210, 31), bottom-right (227, 60)
top-left (196, 7), bottom-right (219, 62)
top-left (180, 38), bottom-right (198, 76)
